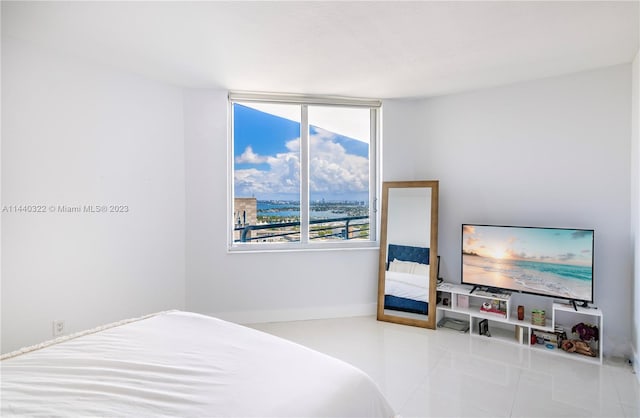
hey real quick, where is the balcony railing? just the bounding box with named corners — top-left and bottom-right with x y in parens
top-left (234, 215), bottom-right (370, 243)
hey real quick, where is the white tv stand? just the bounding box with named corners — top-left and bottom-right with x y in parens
top-left (436, 283), bottom-right (603, 364)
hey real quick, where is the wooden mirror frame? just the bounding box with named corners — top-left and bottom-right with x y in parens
top-left (376, 180), bottom-right (439, 328)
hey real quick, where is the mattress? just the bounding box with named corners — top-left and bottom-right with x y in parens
top-left (385, 270), bottom-right (429, 302)
top-left (1, 311), bottom-right (395, 417)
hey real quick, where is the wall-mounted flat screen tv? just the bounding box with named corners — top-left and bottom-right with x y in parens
top-left (461, 224), bottom-right (594, 303)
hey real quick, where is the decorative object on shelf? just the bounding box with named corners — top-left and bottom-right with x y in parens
top-left (457, 294), bottom-right (469, 308)
top-left (554, 325), bottom-right (567, 347)
top-left (480, 299), bottom-right (507, 317)
top-left (437, 317), bottom-right (469, 332)
top-left (514, 325), bottom-right (524, 343)
top-left (478, 319), bottom-right (490, 337)
top-left (565, 322), bottom-right (599, 358)
top-left (437, 283), bottom-right (454, 291)
top-left (535, 330), bottom-right (557, 345)
top-left (531, 309), bottom-right (546, 326)
top-left (561, 339), bottom-right (596, 357)
top-left (517, 305), bottom-right (524, 320)
top-left (572, 322), bottom-right (599, 342)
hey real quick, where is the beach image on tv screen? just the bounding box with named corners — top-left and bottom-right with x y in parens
top-left (462, 225), bottom-right (593, 301)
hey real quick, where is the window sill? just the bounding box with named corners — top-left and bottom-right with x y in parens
top-left (227, 241), bottom-right (379, 254)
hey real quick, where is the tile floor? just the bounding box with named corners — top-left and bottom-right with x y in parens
top-left (250, 316), bottom-right (639, 418)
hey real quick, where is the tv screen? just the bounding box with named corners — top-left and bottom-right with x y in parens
top-left (461, 224), bottom-right (594, 303)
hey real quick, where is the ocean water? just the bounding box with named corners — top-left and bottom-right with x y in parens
top-left (463, 255), bottom-right (592, 301)
top-left (258, 207), bottom-right (341, 219)
top-left (257, 201), bottom-right (364, 220)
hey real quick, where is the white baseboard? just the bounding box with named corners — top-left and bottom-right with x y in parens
top-left (204, 303), bottom-right (378, 325)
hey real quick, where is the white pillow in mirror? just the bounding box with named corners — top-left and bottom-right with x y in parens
top-left (389, 259), bottom-right (429, 276)
top-left (388, 259), bottom-right (415, 273)
top-left (412, 263), bottom-right (429, 277)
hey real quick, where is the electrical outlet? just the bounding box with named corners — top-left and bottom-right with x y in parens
top-left (52, 320), bottom-right (65, 337)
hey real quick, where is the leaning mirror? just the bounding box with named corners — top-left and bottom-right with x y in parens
top-left (377, 180), bottom-right (439, 328)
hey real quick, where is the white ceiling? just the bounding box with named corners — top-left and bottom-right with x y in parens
top-left (2, 1), bottom-right (639, 99)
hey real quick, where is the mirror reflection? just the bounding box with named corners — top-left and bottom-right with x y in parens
top-left (377, 181), bottom-right (439, 328)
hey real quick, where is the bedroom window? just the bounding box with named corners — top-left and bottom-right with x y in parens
top-left (229, 92), bottom-right (381, 251)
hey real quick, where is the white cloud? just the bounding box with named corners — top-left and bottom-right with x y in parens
top-left (285, 139), bottom-right (299, 152)
top-left (309, 133), bottom-right (368, 194)
top-left (234, 132), bottom-right (368, 199)
top-left (235, 150), bottom-right (300, 197)
top-left (235, 146), bottom-right (269, 164)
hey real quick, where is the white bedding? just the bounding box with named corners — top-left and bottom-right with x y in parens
top-left (1, 311), bottom-right (395, 417)
top-left (385, 270), bottom-right (429, 302)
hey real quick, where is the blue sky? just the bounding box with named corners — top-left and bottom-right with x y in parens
top-left (234, 104), bottom-right (369, 201)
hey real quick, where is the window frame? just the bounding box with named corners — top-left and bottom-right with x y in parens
top-left (228, 91), bottom-right (381, 252)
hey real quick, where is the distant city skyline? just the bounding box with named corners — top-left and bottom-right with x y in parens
top-left (250, 196), bottom-right (369, 205)
top-left (234, 104), bottom-right (369, 201)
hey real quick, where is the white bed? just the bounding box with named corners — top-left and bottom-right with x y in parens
top-left (385, 270), bottom-right (429, 302)
top-left (1, 311), bottom-right (395, 417)
top-left (385, 259), bottom-right (430, 303)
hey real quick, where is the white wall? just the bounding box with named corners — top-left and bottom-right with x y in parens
top-left (184, 89), bottom-right (379, 323)
top-left (380, 99), bottom-right (422, 180)
top-left (386, 188), bottom-right (431, 248)
top-left (1, 38), bottom-right (186, 353)
top-left (384, 65), bottom-right (632, 357)
top-left (632, 49), bottom-right (640, 374)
